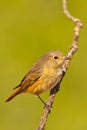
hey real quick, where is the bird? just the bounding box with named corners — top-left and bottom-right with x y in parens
top-left (5, 50), bottom-right (67, 105)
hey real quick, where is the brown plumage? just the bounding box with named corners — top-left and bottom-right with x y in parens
top-left (5, 88), bottom-right (21, 102)
top-left (6, 50), bottom-right (66, 102)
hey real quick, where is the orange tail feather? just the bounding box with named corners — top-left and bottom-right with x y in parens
top-left (5, 88), bottom-right (21, 102)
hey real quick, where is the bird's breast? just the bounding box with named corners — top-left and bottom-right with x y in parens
top-left (26, 66), bottom-right (63, 95)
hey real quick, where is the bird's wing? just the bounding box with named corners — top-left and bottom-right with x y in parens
top-left (13, 62), bottom-right (44, 91)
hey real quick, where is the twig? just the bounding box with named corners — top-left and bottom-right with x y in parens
top-left (36, 0), bottom-right (83, 130)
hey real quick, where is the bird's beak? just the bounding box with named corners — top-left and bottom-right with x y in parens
top-left (64, 56), bottom-right (70, 60)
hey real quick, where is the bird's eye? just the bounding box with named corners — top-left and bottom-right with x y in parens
top-left (53, 56), bottom-right (58, 59)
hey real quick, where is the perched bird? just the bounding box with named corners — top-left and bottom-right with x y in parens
top-left (6, 50), bottom-right (67, 104)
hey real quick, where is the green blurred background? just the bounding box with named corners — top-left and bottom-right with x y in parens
top-left (0, 0), bottom-right (87, 130)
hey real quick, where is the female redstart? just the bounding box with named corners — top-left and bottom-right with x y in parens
top-left (6, 50), bottom-right (67, 104)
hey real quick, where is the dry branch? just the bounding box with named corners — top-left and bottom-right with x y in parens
top-left (36, 0), bottom-right (83, 130)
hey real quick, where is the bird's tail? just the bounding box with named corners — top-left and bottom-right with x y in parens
top-left (5, 88), bottom-right (21, 102)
